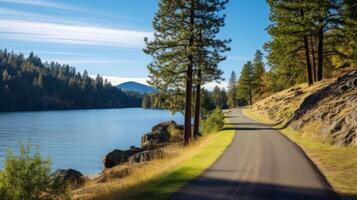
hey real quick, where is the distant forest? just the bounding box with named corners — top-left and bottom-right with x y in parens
top-left (0, 49), bottom-right (142, 112)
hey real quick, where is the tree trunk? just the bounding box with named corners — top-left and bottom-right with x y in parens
top-left (183, 0), bottom-right (195, 146)
top-left (184, 60), bottom-right (193, 146)
top-left (300, 8), bottom-right (313, 86)
top-left (317, 25), bottom-right (323, 81)
top-left (310, 36), bottom-right (317, 82)
top-left (249, 88), bottom-right (252, 106)
top-left (304, 36), bottom-right (314, 86)
top-left (193, 69), bottom-right (201, 139)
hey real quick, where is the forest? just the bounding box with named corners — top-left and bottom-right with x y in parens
top-left (226, 0), bottom-right (357, 106)
top-left (0, 50), bottom-right (142, 112)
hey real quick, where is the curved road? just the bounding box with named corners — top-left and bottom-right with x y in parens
top-left (169, 108), bottom-right (339, 200)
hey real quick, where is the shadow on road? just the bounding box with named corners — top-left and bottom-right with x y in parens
top-left (169, 175), bottom-right (344, 200)
top-left (223, 120), bottom-right (288, 131)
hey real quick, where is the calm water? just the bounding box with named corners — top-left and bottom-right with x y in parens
top-left (0, 108), bottom-right (183, 175)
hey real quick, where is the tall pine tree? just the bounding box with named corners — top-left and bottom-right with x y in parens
top-left (144, 0), bottom-right (229, 145)
top-left (227, 71), bottom-right (237, 108)
top-left (237, 61), bottom-right (254, 106)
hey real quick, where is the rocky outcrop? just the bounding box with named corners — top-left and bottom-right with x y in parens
top-left (252, 70), bottom-right (357, 146)
top-left (129, 149), bottom-right (166, 164)
top-left (141, 121), bottom-right (183, 149)
top-left (52, 168), bottom-right (85, 188)
top-left (103, 146), bottom-right (142, 168)
top-left (96, 165), bottom-right (131, 183)
top-left (98, 120), bottom-right (183, 184)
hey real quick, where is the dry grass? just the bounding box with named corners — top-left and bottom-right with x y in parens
top-left (72, 123), bottom-right (235, 200)
top-left (243, 108), bottom-right (357, 200)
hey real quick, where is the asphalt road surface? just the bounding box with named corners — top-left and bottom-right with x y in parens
top-left (169, 108), bottom-right (339, 200)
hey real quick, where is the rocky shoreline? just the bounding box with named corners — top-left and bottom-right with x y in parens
top-left (55, 120), bottom-right (184, 188)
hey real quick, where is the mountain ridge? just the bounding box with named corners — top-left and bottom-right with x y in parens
top-left (116, 81), bottom-right (156, 94)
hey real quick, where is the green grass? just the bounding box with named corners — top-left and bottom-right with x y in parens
top-left (243, 108), bottom-right (357, 200)
top-left (130, 124), bottom-right (235, 200)
top-left (87, 120), bottom-right (236, 200)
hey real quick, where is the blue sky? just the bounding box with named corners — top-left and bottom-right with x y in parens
top-left (0, 0), bottom-right (270, 89)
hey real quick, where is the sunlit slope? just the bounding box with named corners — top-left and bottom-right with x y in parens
top-left (252, 70), bottom-right (357, 146)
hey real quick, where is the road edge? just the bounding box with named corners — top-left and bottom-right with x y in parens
top-left (241, 108), bottom-right (341, 200)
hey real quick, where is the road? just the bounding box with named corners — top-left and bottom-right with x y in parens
top-left (169, 108), bottom-right (339, 200)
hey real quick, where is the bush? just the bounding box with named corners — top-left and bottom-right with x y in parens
top-left (0, 142), bottom-right (69, 200)
top-left (201, 108), bottom-right (225, 134)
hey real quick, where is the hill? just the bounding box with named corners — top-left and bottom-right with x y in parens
top-left (0, 50), bottom-right (142, 111)
top-left (251, 70), bottom-right (357, 146)
top-left (116, 81), bottom-right (156, 94)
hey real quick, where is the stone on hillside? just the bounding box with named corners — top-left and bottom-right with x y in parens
top-left (52, 168), bottom-right (84, 188)
top-left (129, 149), bottom-right (166, 164)
top-left (96, 167), bottom-right (130, 183)
top-left (103, 146), bottom-right (142, 168)
top-left (141, 121), bottom-right (183, 149)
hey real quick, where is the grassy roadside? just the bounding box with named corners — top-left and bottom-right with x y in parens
top-left (242, 108), bottom-right (357, 200)
top-left (85, 121), bottom-right (235, 200)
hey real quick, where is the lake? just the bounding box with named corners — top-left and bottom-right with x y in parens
top-left (0, 108), bottom-right (183, 175)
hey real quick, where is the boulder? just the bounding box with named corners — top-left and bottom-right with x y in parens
top-left (52, 169), bottom-right (84, 188)
top-left (96, 167), bottom-right (130, 183)
top-left (129, 149), bottom-right (166, 164)
top-left (103, 146), bottom-right (142, 168)
top-left (141, 121), bottom-right (183, 149)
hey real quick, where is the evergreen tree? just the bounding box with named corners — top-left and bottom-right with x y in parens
top-left (252, 50), bottom-right (266, 98)
top-left (200, 89), bottom-right (215, 116)
top-left (144, 0), bottom-right (229, 145)
top-left (0, 50), bottom-right (142, 111)
top-left (141, 94), bottom-right (152, 108)
top-left (211, 86), bottom-right (227, 109)
top-left (237, 61), bottom-right (253, 105)
top-left (227, 71), bottom-right (237, 108)
top-left (267, 0), bottom-right (315, 86)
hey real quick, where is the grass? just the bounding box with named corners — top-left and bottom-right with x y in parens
top-left (75, 121), bottom-right (235, 200)
top-left (243, 108), bottom-right (357, 200)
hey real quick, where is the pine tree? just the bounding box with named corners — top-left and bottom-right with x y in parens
top-left (2, 70), bottom-right (11, 81)
top-left (227, 71), bottom-right (237, 108)
top-left (267, 0), bottom-right (316, 86)
top-left (252, 50), bottom-right (265, 98)
top-left (141, 94), bottom-right (151, 108)
top-left (237, 61), bottom-right (253, 105)
top-left (144, 0), bottom-right (229, 144)
top-left (192, 0), bottom-right (229, 138)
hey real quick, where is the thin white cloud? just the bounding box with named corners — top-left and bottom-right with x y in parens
top-left (54, 59), bottom-right (146, 64)
top-left (0, 0), bottom-right (80, 11)
top-left (204, 81), bottom-right (228, 91)
top-left (0, 19), bottom-right (152, 48)
top-left (12, 49), bottom-right (88, 56)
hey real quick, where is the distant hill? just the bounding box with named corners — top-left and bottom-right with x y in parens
top-left (116, 81), bottom-right (156, 94)
top-left (0, 50), bottom-right (142, 112)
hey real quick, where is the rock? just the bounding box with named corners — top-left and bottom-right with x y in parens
top-left (96, 167), bottom-right (130, 183)
top-left (52, 169), bottom-right (84, 188)
top-left (141, 121), bottom-right (183, 149)
top-left (129, 149), bottom-right (166, 164)
top-left (103, 146), bottom-right (142, 168)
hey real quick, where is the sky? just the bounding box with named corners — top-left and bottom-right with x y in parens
top-left (0, 0), bottom-right (271, 90)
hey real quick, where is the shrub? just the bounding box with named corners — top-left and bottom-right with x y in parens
top-left (0, 142), bottom-right (69, 200)
top-left (201, 108), bottom-right (225, 134)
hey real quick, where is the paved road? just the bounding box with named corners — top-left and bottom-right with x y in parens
top-left (169, 108), bottom-right (339, 200)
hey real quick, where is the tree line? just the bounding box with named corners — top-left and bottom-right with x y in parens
top-left (144, 0), bottom-right (230, 145)
top-left (227, 0), bottom-right (356, 106)
top-left (0, 49), bottom-right (142, 112)
top-left (142, 86), bottom-right (228, 114)
top-left (266, 0), bottom-right (356, 90)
